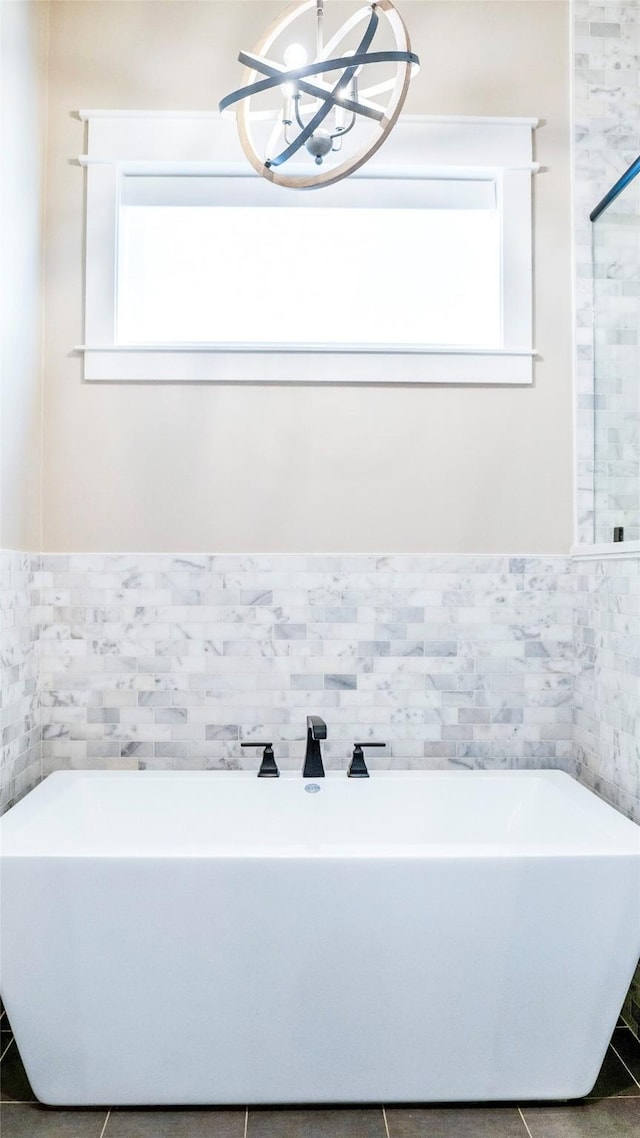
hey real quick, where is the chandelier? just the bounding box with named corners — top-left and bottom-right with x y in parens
top-left (219, 0), bottom-right (420, 189)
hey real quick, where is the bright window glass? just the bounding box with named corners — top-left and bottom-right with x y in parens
top-left (117, 192), bottom-right (501, 348)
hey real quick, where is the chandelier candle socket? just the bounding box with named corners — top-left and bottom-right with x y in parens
top-left (219, 0), bottom-right (419, 189)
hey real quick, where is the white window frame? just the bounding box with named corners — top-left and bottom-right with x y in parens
top-left (77, 112), bottom-right (538, 384)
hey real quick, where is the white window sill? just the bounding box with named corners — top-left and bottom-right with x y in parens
top-left (76, 345), bottom-right (535, 384)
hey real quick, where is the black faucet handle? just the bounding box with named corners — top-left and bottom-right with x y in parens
top-left (348, 742), bottom-right (386, 778)
top-left (306, 715), bottom-right (327, 740)
top-left (240, 742), bottom-right (280, 778)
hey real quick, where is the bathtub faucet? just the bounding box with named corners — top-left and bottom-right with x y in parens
top-left (303, 716), bottom-right (326, 778)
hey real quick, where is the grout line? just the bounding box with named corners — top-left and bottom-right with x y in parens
top-left (98, 1109), bottom-right (111, 1138)
top-left (518, 1106), bottom-right (534, 1137)
top-left (244, 1106), bottom-right (248, 1138)
top-left (0, 1038), bottom-right (14, 1063)
top-left (0, 1101), bottom-right (45, 1106)
top-left (382, 1105), bottom-right (390, 1138)
top-left (611, 1041), bottom-right (640, 1092)
top-left (582, 1094), bottom-right (640, 1102)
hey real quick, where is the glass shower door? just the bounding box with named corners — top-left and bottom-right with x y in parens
top-left (591, 160), bottom-right (640, 545)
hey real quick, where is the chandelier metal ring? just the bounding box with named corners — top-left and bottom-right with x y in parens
top-left (219, 0), bottom-right (419, 190)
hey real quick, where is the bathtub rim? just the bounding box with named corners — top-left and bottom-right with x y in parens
top-left (1, 768), bottom-right (638, 861)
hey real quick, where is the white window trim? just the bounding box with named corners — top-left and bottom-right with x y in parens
top-left (77, 112), bottom-right (539, 384)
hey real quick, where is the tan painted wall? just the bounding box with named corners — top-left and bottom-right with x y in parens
top-left (1, 0), bottom-right (47, 551)
top-left (42, 1), bottom-right (572, 553)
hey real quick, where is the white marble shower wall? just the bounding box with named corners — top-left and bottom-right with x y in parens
top-left (573, 3), bottom-right (640, 1036)
top-left (0, 551), bottom-right (42, 810)
top-left (591, 210), bottom-right (640, 545)
top-left (573, 552), bottom-right (640, 1036)
top-left (573, 0), bottom-right (640, 544)
top-left (574, 556), bottom-right (640, 825)
top-left (35, 554), bottom-right (575, 777)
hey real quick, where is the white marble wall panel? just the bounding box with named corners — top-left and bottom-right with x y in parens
top-left (573, 0), bottom-right (640, 1041)
top-left (0, 550), bottom-right (41, 809)
top-left (573, 552), bottom-right (640, 1035)
top-left (36, 554), bottom-right (576, 776)
top-left (592, 189), bottom-right (640, 543)
top-left (574, 1), bottom-right (640, 543)
top-left (574, 557), bottom-right (640, 820)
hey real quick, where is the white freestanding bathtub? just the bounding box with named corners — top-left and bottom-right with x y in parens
top-left (1, 769), bottom-right (639, 1106)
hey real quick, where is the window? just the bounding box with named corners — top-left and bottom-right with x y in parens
top-left (79, 113), bottom-right (538, 383)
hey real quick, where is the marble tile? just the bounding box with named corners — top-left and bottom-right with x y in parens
top-left (0, 551), bottom-right (42, 809)
top-left (573, 1), bottom-right (640, 543)
top-left (32, 555), bottom-right (576, 774)
top-left (573, 552), bottom-right (640, 1035)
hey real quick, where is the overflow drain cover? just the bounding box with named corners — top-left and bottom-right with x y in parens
top-left (305, 783), bottom-right (321, 793)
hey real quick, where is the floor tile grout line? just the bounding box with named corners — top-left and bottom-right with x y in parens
top-left (0, 1100), bottom-right (42, 1105)
top-left (0, 1038), bottom-right (13, 1063)
top-left (98, 1108), bottom-right (111, 1138)
top-left (244, 1105), bottom-right (248, 1138)
top-left (518, 1106), bottom-right (534, 1137)
top-left (610, 1041), bottom-right (640, 1091)
top-left (382, 1104), bottom-right (390, 1138)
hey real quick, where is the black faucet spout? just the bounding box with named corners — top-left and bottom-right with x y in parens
top-left (303, 716), bottom-right (326, 777)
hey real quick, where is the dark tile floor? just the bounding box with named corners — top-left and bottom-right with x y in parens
top-left (1, 1008), bottom-right (639, 1138)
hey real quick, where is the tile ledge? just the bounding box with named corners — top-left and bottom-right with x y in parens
top-left (571, 541), bottom-right (640, 561)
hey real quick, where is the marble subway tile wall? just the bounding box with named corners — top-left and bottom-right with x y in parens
top-left (573, 0), bottom-right (640, 544)
top-left (0, 551), bottom-right (42, 809)
top-left (36, 554), bottom-right (575, 776)
top-left (574, 557), bottom-right (640, 823)
top-left (573, 553), bottom-right (640, 1035)
top-left (592, 206), bottom-right (640, 544)
top-left (573, 3), bottom-right (640, 1037)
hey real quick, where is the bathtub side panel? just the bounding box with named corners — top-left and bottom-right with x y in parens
top-left (1, 853), bottom-right (639, 1105)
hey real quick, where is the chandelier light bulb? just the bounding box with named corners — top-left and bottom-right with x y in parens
top-left (283, 43), bottom-right (308, 69)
